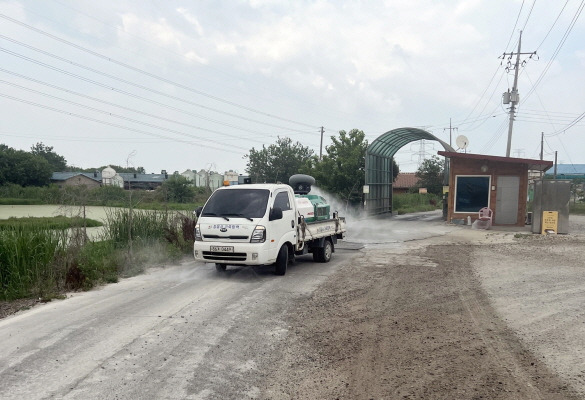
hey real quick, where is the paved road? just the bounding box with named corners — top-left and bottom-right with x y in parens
top-left (0, 211), bottom-right (454, 399)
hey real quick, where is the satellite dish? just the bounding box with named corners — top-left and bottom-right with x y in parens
top-left (455, 135), bottom-right (469, 150)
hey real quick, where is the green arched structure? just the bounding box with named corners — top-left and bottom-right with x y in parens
top-left (365, 127), bottom-right (456, 215)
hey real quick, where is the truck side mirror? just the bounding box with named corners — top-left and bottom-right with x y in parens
top-left (269, 207), bottom-right (283, 221)
top-left (195, 206), bottom-right (203, 217)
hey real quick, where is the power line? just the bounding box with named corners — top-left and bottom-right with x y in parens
top-left (523, 0), bottom-right (585, 103)
top-left (0, 14), bottom-right (320, 130)
top-left (0, 93), bottom-right (243, 154)
top-left (535, 0), bottom-right (570, 50)
top-left (0, 41), bottom-right (314, 135)
top-left (0, 68), bottom-right (269, 144)
top-left (0, 80), bottom-right (252, 151)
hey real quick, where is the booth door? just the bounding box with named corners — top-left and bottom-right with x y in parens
top-left (495, 176), bottom-right (520, 224)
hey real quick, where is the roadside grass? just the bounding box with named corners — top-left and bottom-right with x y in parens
top-left (0, 210), bottom-right (195, 302)
top-left (393, 193), bottom-right (442, 214)
top-left (0, 225), bottom-right (68, 301)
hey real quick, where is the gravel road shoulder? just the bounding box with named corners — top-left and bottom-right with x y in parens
top-left (260, 216), bottom-right (585, 399)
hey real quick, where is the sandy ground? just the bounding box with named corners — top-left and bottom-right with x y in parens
top-left (2, 210), bottom-right (585, 399)
top-left (260, 215), bottom-right (585, 399)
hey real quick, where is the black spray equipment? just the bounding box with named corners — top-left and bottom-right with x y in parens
top-left (289, 174), bottom-right (315, 195)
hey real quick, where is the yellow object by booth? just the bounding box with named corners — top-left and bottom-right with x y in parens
top-left (541, 211), bottom-right (558, 234)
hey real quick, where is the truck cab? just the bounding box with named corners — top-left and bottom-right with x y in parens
top-left (193, 184), bottom-right (296, 274)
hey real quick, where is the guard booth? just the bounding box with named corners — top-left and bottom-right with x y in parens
top-left (438, 151), bottom-right (553, 227)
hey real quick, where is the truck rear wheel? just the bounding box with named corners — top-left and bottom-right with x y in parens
top-left (275, 245), bottom-right (288, 275)
top-left (215, 263), bottom-right (227, 271)
top-left (313, 239), bottom-right (333, 263)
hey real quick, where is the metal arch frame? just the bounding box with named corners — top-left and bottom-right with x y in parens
top-left (364, 127), bottom-right (456, 215)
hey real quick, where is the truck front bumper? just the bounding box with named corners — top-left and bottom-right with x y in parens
top-left (193, 242), bottom-right (275, 266)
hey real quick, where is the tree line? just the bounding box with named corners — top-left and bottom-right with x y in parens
top-left (0, 142), bottom-right (146, 187)
top-left (245, 129), bottom-right (399, 205)
top-left (2, 130), bottom-right (406, 206)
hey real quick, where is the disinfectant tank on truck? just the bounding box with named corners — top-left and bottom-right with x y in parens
top-left (193, 174), bottom-right (346, 276)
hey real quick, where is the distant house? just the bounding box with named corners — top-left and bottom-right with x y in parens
top-left (393, 172), bottom-right (419, 194)
top-left (51, 167), bottom-right (169, 190)
top-left (50, 172), bottom-right (102, 189)
top-left (52, 167), bottom-right (250, 191)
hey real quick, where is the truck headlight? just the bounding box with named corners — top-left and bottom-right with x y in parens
top-left (250, 225), bottom-right (266, 243)
top-left (195, 224), bottom-right (202, 241)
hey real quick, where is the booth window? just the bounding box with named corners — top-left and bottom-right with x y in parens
top-left (454, 175), bottom-right (490, 212)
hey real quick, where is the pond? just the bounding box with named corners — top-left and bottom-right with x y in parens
top-left (0, 205), bottom-right (121, 241)
top-left (0, 205), bottom-right (195, 241)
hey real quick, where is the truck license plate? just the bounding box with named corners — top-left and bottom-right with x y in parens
top-left (210, 246), bottom-right (234, 252)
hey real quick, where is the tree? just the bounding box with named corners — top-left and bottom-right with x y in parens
top-left (415, 155), bottom-right (445, 196)
top-left (0, 144), bottom-right (53, 186)
top-left (311, 129), bottom-right (398, 206)
top-left (159, 175), bottom-right (195, 203)
top-left (30, 142), bottom-right (67, 172)
top-left (244, 137), bottom-right (314, 183)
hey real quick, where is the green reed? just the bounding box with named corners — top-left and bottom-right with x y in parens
top-left (0, 224), bottom-right (67, 301)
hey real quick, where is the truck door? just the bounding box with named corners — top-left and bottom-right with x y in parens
top-left (270, 190), bottom-right (296, 252)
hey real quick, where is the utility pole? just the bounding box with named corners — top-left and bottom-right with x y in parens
top-left (540, 132), bottom-right (544, 179)
top-left (443, 118), bottom-right (457, 147)
top-left (319, 126), bottom-right (324, 160)
top-left (501, 30), bottom-right (536, 157)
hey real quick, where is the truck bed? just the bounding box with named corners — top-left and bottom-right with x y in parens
top-left (297, 216), bottom-right (346, 244)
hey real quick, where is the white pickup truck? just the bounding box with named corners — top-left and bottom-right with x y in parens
top-left (193, 183), bottom-right (346, 275)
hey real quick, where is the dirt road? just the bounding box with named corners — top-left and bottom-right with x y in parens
top-left (1, 212), bottom-right (584, 399)
top-left (261, 216), bottom-right (585, 399)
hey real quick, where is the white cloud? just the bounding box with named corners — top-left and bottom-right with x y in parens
top-left (176, 7), bottom-right (204, 36)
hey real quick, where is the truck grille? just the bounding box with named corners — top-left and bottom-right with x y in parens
top-left (202, 251), bottom-right (247, 262)
top-left (203, 235), bottom-right (249, 240)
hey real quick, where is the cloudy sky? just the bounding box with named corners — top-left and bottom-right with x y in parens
top-left (1, 0), bottom-right (584, 175)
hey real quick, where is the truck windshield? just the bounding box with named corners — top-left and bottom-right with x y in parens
top-left (202, 189), bottom-right (270, 219)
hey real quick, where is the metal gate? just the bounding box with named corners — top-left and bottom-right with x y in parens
top-left (365, 128), bottom-right (455, 215)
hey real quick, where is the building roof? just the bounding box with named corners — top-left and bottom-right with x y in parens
top-left (51, 172), bottom-right (101, 182)
top-left (545, 164), bottom-right (585, 175)
top-left (51, 172), bottom-right (169, 183)
top-left (118, 173), bottom-right (169, 183)
top-left (394, 172), bottom-right (419, 188)
top-left (437, 151), bottom-right (553, 172)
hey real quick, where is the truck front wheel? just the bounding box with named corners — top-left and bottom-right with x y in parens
top-left (275, 245), bottom-right (288, 275)
top-left (313, 239), bottom-right (333, 263)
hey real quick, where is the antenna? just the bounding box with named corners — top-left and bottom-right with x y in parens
top-left (455, 135), bottom-right (469, 152)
